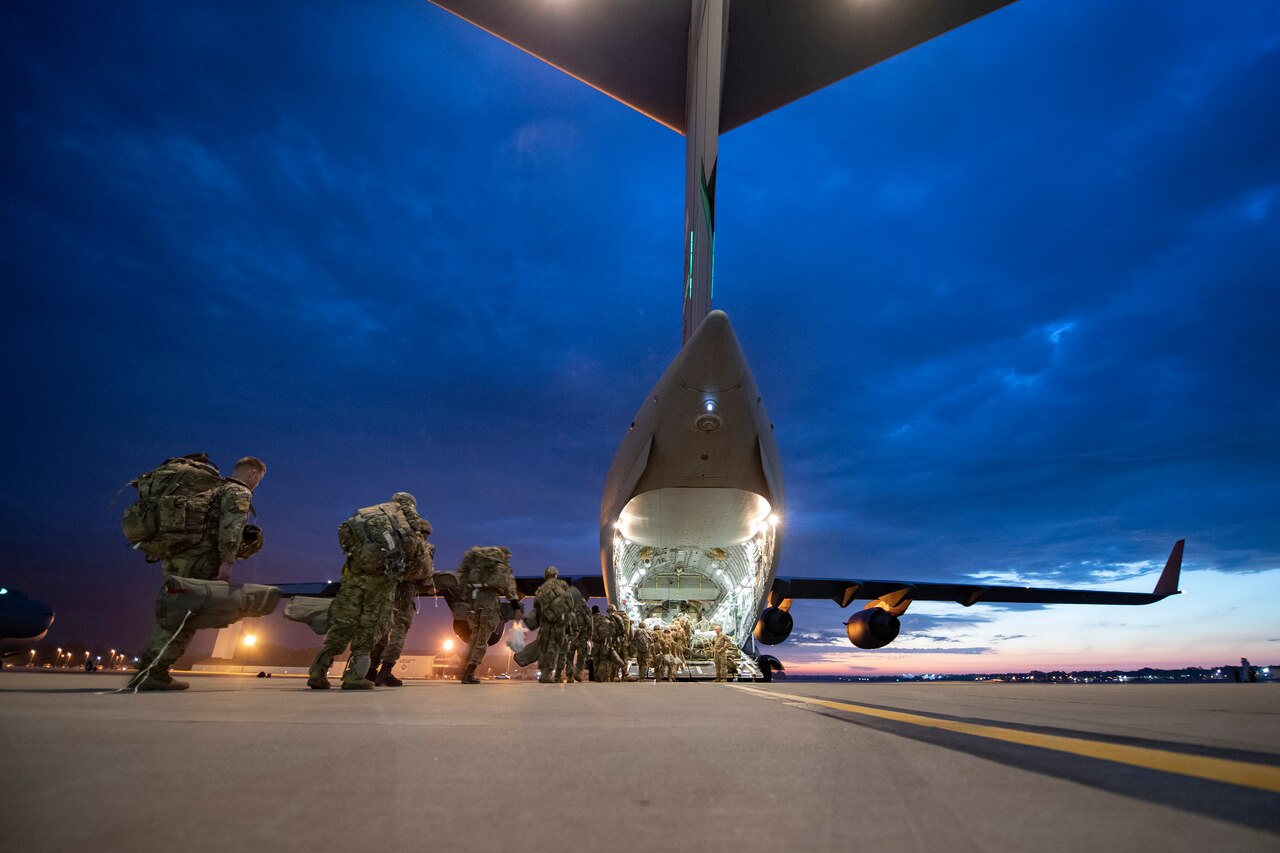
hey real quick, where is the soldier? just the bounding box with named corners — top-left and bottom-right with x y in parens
top-left (458, 546), bottom-right (521, 684)
top-left (368, 518), bottom-right (435, 686)
top-left (532, 566), bottom-right (572, 683)
top-left (616, 608), bottom-right (634, 680)
top-left (590, 604), bottom-right (613, 682)
top-left (607, 604), bottom-right (628, 681)
top-left (710, 624), bottom-right (735, 682)
top-left (633, 621), bottom-right (652, 680)
top-left (128, 456), bottom-right (266, 691)
top-left (672, 615), bottom-right (691, 676)
top-left (652, 628), bottom-right (670, 682)
top-left (566, 589), bottom-right (591, 682)
top-left (308, 492), bottom-right (425, 691)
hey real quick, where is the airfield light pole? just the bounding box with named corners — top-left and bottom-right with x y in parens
top-left (442, 638), bottom-right (455, 680)
top-left (243, 632), bottom-right (258, 672)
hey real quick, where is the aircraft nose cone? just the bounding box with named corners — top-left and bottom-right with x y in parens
top-left (678, 310), bottom-right (747, 392)
top-left (1, 596), bottom-right (54, 641)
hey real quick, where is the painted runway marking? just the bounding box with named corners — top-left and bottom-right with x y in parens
top-left (732, 685), bottom-right (1280, 794)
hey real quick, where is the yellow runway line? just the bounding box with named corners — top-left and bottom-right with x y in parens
top-left (733, 685), bottom-right (1280, 794)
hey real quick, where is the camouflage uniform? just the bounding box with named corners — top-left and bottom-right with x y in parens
top-left (671, 617), bottom-right (691, 676)
top-left (633, 624), bottom-right (652, 680)
top-left (590, 609), bottom-right (614, 682)
top-left (710, 629), bottom-right (735, 681)
top-left (567, 596), bottom-right (591, 681)
top-left (608, 607), bottom-right (629, 680)
top-left (370, 537), bottom-right (434, 684)
top-left (309, 494), bottom-right (423, 689)
top-left (369, 581), bottom-right (416, 675)
top-left (309, 569), bottom-right (395, 686)
top-left (652, 629), bottom-right (671, 681)
top-left (136, 479), bottom-right (254, 682)
top-left (533, 574), bottom-right (572, 683)
top-left (461, 552), bottom-right (519, 680)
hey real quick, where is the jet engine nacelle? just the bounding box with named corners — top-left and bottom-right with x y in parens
top-left (845, 608), bottom-right (900, 649)
top-left (753, 606), bottom-right (793, 646)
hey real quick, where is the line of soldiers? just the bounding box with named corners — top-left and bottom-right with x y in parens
top-left (122, 452), bottom-right (740, 691)
top-left (119, 453), bottom-right (453, 692)
top-left (523, 572), bottom-right (742, 683)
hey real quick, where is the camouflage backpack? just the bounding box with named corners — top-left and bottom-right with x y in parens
top-left (338, 502), bottom-right (421, 578)
top-left (121, 454), bottom-right (226, 562)
top-left (457, 546), bottom-right (512, 592)
top-left (402, 540), bottom-right (435, 584)
top-left (534, 578), bottom-right (574, 625)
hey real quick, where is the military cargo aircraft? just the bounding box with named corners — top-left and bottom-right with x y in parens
top-left (0, 588), bottom-right (55, 658)
top-left (277, 1), bottom-right (1183, 679)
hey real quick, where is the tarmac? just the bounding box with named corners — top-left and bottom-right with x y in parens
top-left (1, 671), bottom-right (1277, 853)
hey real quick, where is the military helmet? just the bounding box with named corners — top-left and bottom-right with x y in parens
top-left (391, 491), bottom-right (417, 507)
top-left (544, 565), bottom-right (558, 578)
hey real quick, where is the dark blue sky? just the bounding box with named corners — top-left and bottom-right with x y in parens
top-left (3, 1), bottom-right (1277, 671)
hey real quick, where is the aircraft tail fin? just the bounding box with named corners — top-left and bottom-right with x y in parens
top-left (428, 0), bottom-right (1018, 135)
top-left (1153, 539), bottom-right (1185, 598)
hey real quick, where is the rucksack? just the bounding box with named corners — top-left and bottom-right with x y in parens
top-left (534, 579), bottom-right (573, 625)
top-left (457, 546), bottom-right (512, 592)
top-left (338, 502), bottom-right (420, 578)
top-left (402, 540), bottom-right (434, 584)
top-left (121, 454), bottom-right (226, 562)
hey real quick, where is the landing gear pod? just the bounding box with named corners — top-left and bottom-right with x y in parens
top-left (756, 653), bottom-right (784, 682)
top-left (846, 608), bottom-right (900, 649)
top-left (753, 606), bottom-right (793, 645)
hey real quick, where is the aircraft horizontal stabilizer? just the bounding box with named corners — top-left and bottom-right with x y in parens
top-left (428, 0), bottom-right (1018, 134)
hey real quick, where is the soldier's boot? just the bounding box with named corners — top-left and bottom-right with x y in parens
top-left (134, 676), bottom-right (190, 691)
top-left (128, 662), bottom-right (189, 691)
top-left (375, 661), bottom-right (403, 687)
top-left (307, 664), bottom-right (331, 689)
top-left (307, 650), bottom-right (335, 689)
top-left (364, 657), bottom-right (380, 681)
top-left (460, 664), bottom-right (481, 684)
top-left (341, 655), bottom-right (375, 690)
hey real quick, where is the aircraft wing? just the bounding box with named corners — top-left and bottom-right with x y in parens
top-left (268, 575), bottom-right (608, 600)
top-left (269, 582), bottom-right (342, 598)
top-left (428, 0), bottom-right (1018, 133)
top-left (769, 540), bottom-right (1184, 609)
top-left (514, 575), bottom-right (606, 599)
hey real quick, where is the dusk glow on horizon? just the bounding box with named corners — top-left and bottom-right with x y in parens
top-left (2, 1), bottom-right (1277, 675)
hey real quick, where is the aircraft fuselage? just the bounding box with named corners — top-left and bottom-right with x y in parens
top-left (600, 310), bottom-right (784, 642)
